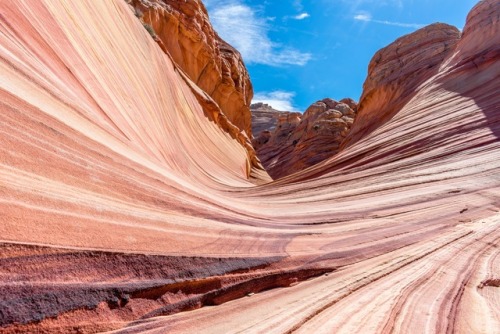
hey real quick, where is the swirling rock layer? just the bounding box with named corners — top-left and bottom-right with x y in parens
top-left (130, 0), bottom-right (254, 138)
top-left (126, 0), bottom-right (265, 179)
top-left (1, 0), bottom-right (499, 333)
top-left (343, 23), bottom-right (461, 148)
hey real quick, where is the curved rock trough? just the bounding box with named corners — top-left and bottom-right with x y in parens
top-left (0, 0), bottom-right (499, 333)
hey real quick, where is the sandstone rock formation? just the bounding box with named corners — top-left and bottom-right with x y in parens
top-left (129, 0), bottom-right (254, 138)
top-left (250, 102), bottom-right (292, 137)
top-left (252, 98), bottom-right (358, 179)
top-left (123, 0), bottom-right (266, 181)
top-left (342, 23), bottom-right (462, 148)
top-left (1, 0), bottom-right (499, 333)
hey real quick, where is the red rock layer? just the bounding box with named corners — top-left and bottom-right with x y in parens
top-left (130, 0), bottom-right (254, 138)
top-left (250, 102), bottom-right (290, 138)
top-left (343, 23), bottom-right (461, 149)
top-left (1, 0), bottom-right (499, 333)
top-left (126, 0), bottom-right (266, 181)
top-left (252, 98), bottom-right (358, 179)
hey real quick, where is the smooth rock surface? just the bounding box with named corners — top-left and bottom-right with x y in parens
top-left (0, 0), bottom-right (499, 333)
top-left (343, 23), bottom-right (461, 149)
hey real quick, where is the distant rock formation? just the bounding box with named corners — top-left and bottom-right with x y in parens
top-left (252, 98), bottom-right (358, 179)
top-left (250, 102), bottom-right (290, 136)
top-left (129, 0), bottom-right (254, 137)
top-left (250, 103), bottom-right (300, 146)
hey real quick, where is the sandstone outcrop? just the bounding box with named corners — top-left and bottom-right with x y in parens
top-left (342, 23), bottom-right (461, 148)
top-left (0, 0), bottom-right (499, 333)
top-left (129, 0), bottom-right (254, 137)
top-left (252, 98), bottom-right (358, 179)
top-left (124, 0), bottom-right (266, 181)
top-left (250, 102), bottom-right (291, 137)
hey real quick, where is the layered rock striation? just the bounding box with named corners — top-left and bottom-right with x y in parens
top-left (129, 0), bottom-right (253, 137)
top-left (123, 0), bottom-right (266, 181)
top-left (252, 98), bottom-right (358, 179)
top-left (0, 0), bottom-right (499, 333)
top-left (342, 23), bottom-right (462, 148)
top-left (250, 102), bottom-right (292, 137)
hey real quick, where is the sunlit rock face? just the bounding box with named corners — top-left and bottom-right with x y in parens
top-left (130, 0), bottom-right (254, 138)
top-left (125, 0), bottom-right (266, 180)
top-left (342, 23), bottom-right (461, 149)
top-left (252, 98), bottom-right (358, 179)
top-left (0, 0), bottom-right (499, 333)
top-left (250, 102), bottom-right (292, 138)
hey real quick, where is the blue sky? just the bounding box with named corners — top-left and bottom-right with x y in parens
top-left (204, 0), bottom-right (479, 112)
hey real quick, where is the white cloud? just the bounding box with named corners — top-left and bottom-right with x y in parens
top-left (354, 13), bottom-right (372, 21)
top-left (354, 12), bottom-right (425, 29)
top-left (342, 0), bottom-right (404, 10)
top-left (372, 19), bottom-right (425, 29)
top-left (253, 91), bottom-right (298, 112)
top-left (205, 1), bottom-right (312, 66)
top-left (293, 12), bottom-right (310, 20)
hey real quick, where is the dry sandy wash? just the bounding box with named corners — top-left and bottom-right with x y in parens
top-left (1, 0), bottom-right (499, 333)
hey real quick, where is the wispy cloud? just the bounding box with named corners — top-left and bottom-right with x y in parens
top-left (354, 13), bottom-right (372, 21)
top-left (292, 12), bottom-right (310, 20)
top-left (343, 0), bottom-right (404, 10)
top-left (253, 91), bottom-right (298, 112)
top-left (293, 0), bottom-right (304, 11)
top-left (354, 12), bottom-right (425, 29)
top-left (205, 1), bottom-right (312, 66)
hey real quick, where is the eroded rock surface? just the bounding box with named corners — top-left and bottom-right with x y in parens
top-left (252, 98), bottom-right (358, 179)
top-left (250, 102), bottom-right (291, 137)
top-left (342, 23), bottom-right (461, 148)
top-left (123, 0), bottom-right (266, 181)
top-left (130, 0), bottom-right (253, 137)
top-left (0, 0), bottom-right (499, 333)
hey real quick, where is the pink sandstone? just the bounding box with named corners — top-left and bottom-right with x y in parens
top-left (0, 0), bottom-right (498, 333)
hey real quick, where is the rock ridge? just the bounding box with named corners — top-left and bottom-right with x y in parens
top-left (130, 0), bottom-right (254, 138)
top-left (342, 23), bottom-right (461, 149)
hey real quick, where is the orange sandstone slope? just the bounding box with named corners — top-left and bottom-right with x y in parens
top-left (0, 1), bottom-right (499, 334)
top-left (126, 0), bottom-right (266, 181)
top-left (130, 0), bottom-right (254, 138)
